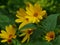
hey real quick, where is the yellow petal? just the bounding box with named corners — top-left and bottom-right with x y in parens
top-left (26, 9), bottom-right (33, 16)
top-left (16, 8), bottom-right (27, 18)
top-left (1, 30), bottom-right (6, 34)
top-left (34, 3), bottom-right (42, 11)
top-left (45, 36), bottom-right (52, 42)
top-left (26, 2), bottom-right (34, 14)
top-left (15, 17), bottom-right (25, 23)
top-left (27, 35), bottom-right (30, 42)
top-left (1, 39), bottom-right (7, 42)
top-left (19, 8), bottom-right (27, 16)
top-left (19, 33), bottom-right (26, 37)
top-left (13, 35), bottom-right (16, 39)
top-left (38, 16), bottom-right (43, 20)
top-left (19, 21), bottom-right (29, 29)
top-left (41, 10), bottom-right (46, 16)
top-left (6, 25), bottom-right (16, 35)
top-left (15, 19), bottom-right (23, 23)
top-left (20, 29), bottom-right (29, 33)
top-left (0, 30), bottom-right (9, 39)
top-left (32, 17), bottom-right (36, 23)
top-left (21, 35), bottom-right (28, 43)
top-left (0, 34), bottom-right (9, 39)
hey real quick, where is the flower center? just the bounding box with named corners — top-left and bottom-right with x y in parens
top-left (8, 39), bottom-right (12, 42)
top-left (28, 30), bottom-right (32, 34)
top-left (9, 35), bottom-right (12, 38)
top-left (34, 13), bottom-right (38, 17)
top-left (0, 30), bottom-right (1, 33)
top-left (50, 34), bottom-right (54, 38)
top-left (26, 18), bottom-right (29, 21)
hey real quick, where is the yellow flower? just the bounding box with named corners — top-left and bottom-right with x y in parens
top-left (15, 2), bottom-right (47, 29)
top-left (45, 31), bottom-right (55, 42)
top-left (0, 25), bottom-right (16, 43)
top-left (26, 2), bottom-right (46, 23)
top-left (19, 29), bottom-right (33, 43)
top-left (15, 8), bottom-right (32, 29)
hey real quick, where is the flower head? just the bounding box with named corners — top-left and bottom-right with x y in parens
top-left (19, 28), bottom-right (33, 43)
top-left (0, 25), bottom-right (16, 43)
top-left (15, 8), bottom-right (32, 29)
top-left (26, 2), bottom-right (47, 23)
top-left (15, 2), bottom-right (47, 29)
top-left (45, 31), bottom-right (55, 42)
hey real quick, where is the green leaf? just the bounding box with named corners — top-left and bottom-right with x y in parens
top-left (20, 23), bottom-right (37, 30)
top-left (12, 39), bottom-right (21, 45)
top-left (0, 13), bottom-right (10, 28)
top-left (0, 12), bottom-right (16, 29)
top-left (23, 41), bottom-right (52, 45)
top-left (7, 0), bottom-right (25, 12)
top-left (0, 15), bottom-right (9, 23)
top-left (41, 14), bottom-right (60, 31)
top-left (53, 36), bottom-right (60, 45)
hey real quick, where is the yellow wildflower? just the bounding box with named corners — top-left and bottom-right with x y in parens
top-left (0, 25), bottom-right (16, 43)
top-left (45, 31), bottom-right (55, 42)
top-left (15, 8), bottom-right (32, 29)
top-left (19, 29), bottom-right (33, 43)
top-left (26, 2), bottom-right (46, 23)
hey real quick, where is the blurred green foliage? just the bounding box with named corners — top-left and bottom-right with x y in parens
top-left (0, 0), bottom-right (60, 45)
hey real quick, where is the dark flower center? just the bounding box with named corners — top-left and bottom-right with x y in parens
top-left (8, 39), bottom-right (12, 42)
top-left (28, 30), bottom-right (32, 34)
top-left (50, 34), bottom-right (54, 38)
top-left (34, 13), bottom-right (38, 17)
top-left (9, 35), bottom-right (12, 38)
top-left (26, 18), bottom-right (29, 21)
top-left (0, 30), bottom-right (1, 33)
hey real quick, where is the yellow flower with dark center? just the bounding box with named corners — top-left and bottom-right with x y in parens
top-left (26, 2), bottom-right (47, 23)
top-left (19, 29), bottom-right (33, 43)
top-left (0, 25), bottom-right (16, 43)
top-left (15, 8), bottom-right (32, 29)
top-left (45, 31), bottom-right (55, 42)
top-left (15, 3), bottom-right (47, 29)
